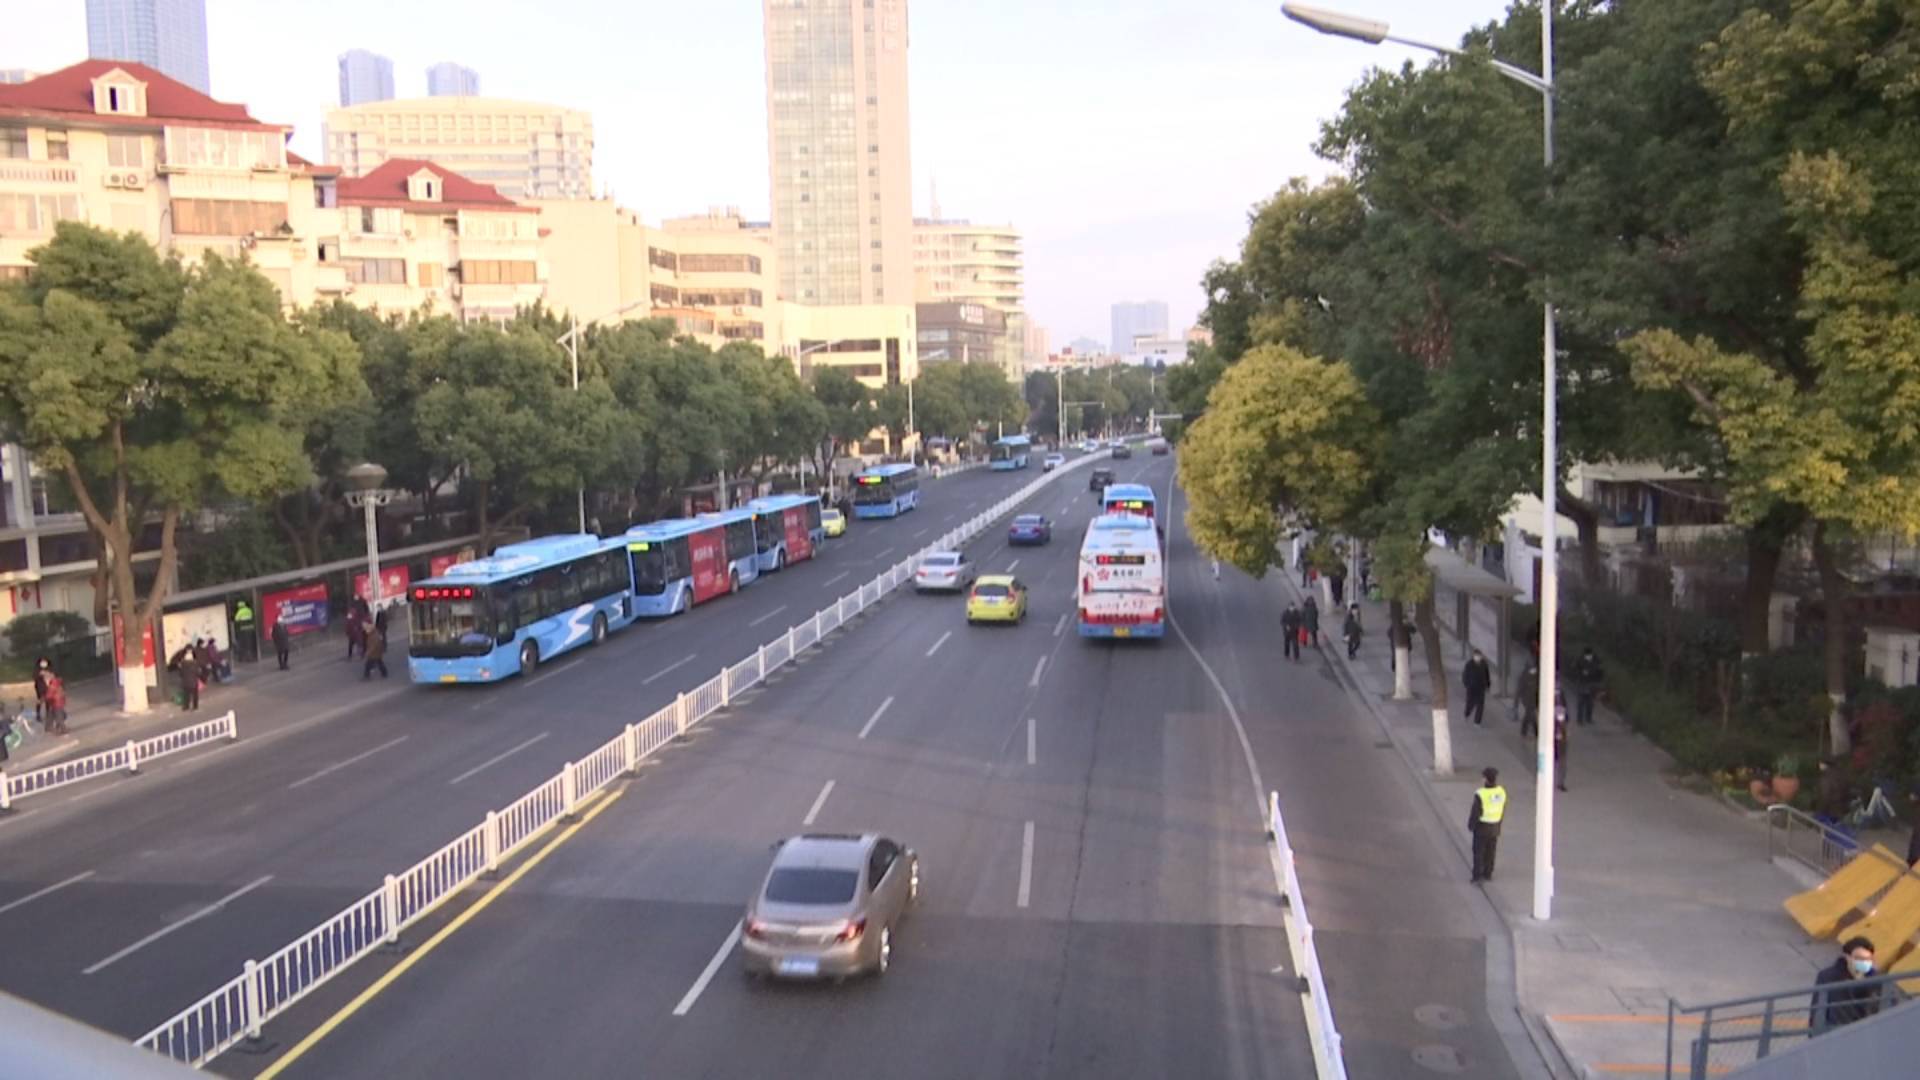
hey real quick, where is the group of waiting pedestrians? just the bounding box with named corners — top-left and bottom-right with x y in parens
top-left (344, 600), bottom-right (389, 680)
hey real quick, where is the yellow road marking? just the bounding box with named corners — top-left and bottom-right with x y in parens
top-left (257, 790), bottom-right (624, 1079)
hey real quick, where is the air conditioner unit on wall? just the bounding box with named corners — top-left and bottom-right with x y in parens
top-left (122, 172), bottom-right (144, 189)
top-left (102, 171), bottom-right (124, 188)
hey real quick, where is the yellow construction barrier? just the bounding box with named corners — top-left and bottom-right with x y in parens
top-left (1782, 843), bottom-right (1907, 939)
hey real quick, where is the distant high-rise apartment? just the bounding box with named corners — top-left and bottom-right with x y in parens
top-left (338, 50), bottom-right (394, 106)
top-left (763, 0), bottom-right (914, 307)
top-left (325, 96), bottom-right (592, 200)
top-left (1111, 300), bottom-right (1169, 358)
top-left (85, 0), bottom-right (210, 93)
top-left (913, 218), bottom-right (1025, 379)
top-left (426, 62), bottom-right (479, 97)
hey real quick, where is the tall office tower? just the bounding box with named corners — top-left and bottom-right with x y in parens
top-left (762, 0), bottom-right (914, 306)
top-left (1111, 300), bottom-right (1169, 357)
top-left (426, 62), bottom-right (479, 97)
top-left (85, 0), bottom-right (210, 93)
top-left (338, 49), bottom-right (395, 107)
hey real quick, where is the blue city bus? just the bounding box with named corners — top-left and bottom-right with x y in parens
top-left (851, 463), bottom-right (921, 519)
top-left (1100, 482), bottom-right (1157, 520)
top-left (407, 534), bottom-right (636, 684)
top-left (624, 508), bottom-right (760, 617)
top-left (746, 494), bottom-right (824, 572)
top-left (990, 434), bottom-right (1033, 471)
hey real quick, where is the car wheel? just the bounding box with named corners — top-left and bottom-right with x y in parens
top-left (591, 612), bottom-right (608, 646)
top-left (875, 925), bottom-right (892, 976)
top-left (519, 641), bottom-right (539, 675)
top-left (678, 587), bottom-right (693, 615)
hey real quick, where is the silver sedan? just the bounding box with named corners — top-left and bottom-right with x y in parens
top-left (742, 833), bottom-right (920, 980)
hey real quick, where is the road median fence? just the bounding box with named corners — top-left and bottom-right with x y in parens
top-left (138, 454), bottom-right (1098, 1067)
top-left (1, 710), bottom-right (239, 811)
top-left (1268, 791), bottom-right (1348, 1080)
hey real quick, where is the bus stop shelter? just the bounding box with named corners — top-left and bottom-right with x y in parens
top-left (1427, 547), bottom-right (1522, 697)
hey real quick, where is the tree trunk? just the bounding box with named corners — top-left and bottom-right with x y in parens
top-left (273, 494), bottom-right (312, 568)
top-left (475, 478), bottom-right (493, 552)
top-left (1389, 598), bottom-right (1413, 701)
top-left (1810, 521), bottom-right (1850, 755)
top-left (1558, 485), bottom-right (1604, 589)
top-left (1739, 505), bottom-right (1804, 659)
top-left (1415, 592), bottom-right (1453, 776)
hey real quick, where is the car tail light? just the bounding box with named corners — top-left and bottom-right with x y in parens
top-left (745, 918), bottom-right (768, 940)
top-left (834, 918), bottom-right (867, 943)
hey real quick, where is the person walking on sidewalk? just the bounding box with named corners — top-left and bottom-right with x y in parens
top-left (173, 647), bottom-right (202, 711)
top-left (345, 606), bottom-right (366, 661)
top-left (32, 657), bottom-right (53, 725)
top-left (1571, 646), bottom-right (1603, 726)
top-left (1330, 570), bottom-right (1345, 608)
top-left (1462, 649), bottom-right (1491, 726)
top-left (1343, 605), bottom-right (1363, 659)
top-left (363, 625), bottom-right (389, 680)
top-left (1281, 604), bottom-right (1303, 662)
top-left (1302, 595), bottom-right (1321, 649)
top-left (1517, 658), bottom-right (1541, 740)
top-left (271, 618), bottom-right (292, 671)
top-left (1553, 698), bottom-right (1569, 791)
top-left (1469, 767), bottom-right (1507, 883)
top-left (1812, 937), bottom-right (1888, 1032)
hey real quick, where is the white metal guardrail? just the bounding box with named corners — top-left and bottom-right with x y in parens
top-left (139, 453), bottom-right (1102, 1067)
top-left (0, 710), bottom-right (238, 811)
top-left (1268, 791), bottom-right (1348, 1080)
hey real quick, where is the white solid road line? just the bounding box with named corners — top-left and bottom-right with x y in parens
top-left (1029, 655), bottom-right (1047, 688)
top-left (287, 736), bottom-right (409, 790)
top-left (1053, 612), bottom-right (1069, 637)
top-left (641, 653), bottom-right (699, 686)
top-left (874, 547), bottom-right (895, 561)
top-left (858, 697), bottom-right (895, 740)
top-left (673, 921), bottom-right (743, 1017)
top-left (1017, 821), bottom-right (1035, 909)
top-left (823, 571), bottom-right (850, 588)
top-left (0, 871), bottom-right (95, 916)
top-left (1005, 559), bottom-right (1020, 572)
top-left (448, 732), bottom-right (551, 786)
top-left (912, 528), bottom-right (929, 539)
top-left (925, 630), bottom-right (953, 657)
top-left (1027, 717), bottom-right (1037, 766)
top-left (748, 605), bottom-right (788, 629)
top-left (803, 780), bottom-right (836, 826)
top-left (85, 875), bottom-right (274, 974)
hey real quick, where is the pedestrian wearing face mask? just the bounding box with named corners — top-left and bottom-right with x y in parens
top-left (1811, 937), bottom-right (1889, 1032)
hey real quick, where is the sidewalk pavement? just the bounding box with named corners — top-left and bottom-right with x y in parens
top-left (5, 614), bottom-right (404, 774)
top-left (1282, 572), bottom-right (1842, 1079)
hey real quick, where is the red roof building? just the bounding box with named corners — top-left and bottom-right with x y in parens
top-left (0, 59), bottom-right (284, 132)
top-left (336, 158), bottom-right (533, 214)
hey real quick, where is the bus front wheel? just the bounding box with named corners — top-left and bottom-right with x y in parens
top-left (729, 570), bottom-right (740, 595)
top-left (776, 549), bottom-right (787, 572)
top-left (520, 641), bottom-right (539, 676)
top-left (591, 612), bottom-right (608, 646)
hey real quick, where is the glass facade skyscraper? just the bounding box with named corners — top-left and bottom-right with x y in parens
top-left (338, 50), bottom-right (395, 107)
top-left (426, 63), bottom-right (480, 97)
top-left (85, 0), bottom-right (210, 94)
top-left (763, 0), bottom-right (914, 307)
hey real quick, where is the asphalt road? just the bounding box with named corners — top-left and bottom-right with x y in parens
top-left (0, 461), bottom-right (1080, 1041)
top-left (239, 451), bottom-right (1327, 1080)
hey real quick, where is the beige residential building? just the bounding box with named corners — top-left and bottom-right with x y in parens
top-left (913, 218), bottom-right (1026, 380)
top-left (324, 96), bottom-right (593, 200)
top-left (763, 0), bottom-right (914, 307)
top-left (779, 302), bottom-right (917, 392)
top-left (535, 200), bottom-right (781, 349)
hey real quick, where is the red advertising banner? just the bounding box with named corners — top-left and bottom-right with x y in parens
top-left (263, 581), bottom-right (330, 638)
top-left (353, 565), bottom-right (412, 608)
top-left (783, 507), bottom-right (814, 564)
top-left (689, 525), bottom-right (727, 604)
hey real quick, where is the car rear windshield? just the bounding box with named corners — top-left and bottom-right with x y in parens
top-left (1014, 516), bottom-right (1042, 526)
top-left (924, 553), bottom-right (959, 566)
top-left (974, 584), bottom-right (1011, 598)
top-left (765, 867), bottom-right (859, 904)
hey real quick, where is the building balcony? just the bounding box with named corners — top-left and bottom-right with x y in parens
top-left (0, 161), bottom-right (80, 185)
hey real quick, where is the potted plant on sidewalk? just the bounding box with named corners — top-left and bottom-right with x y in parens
top-left (1771, 753), bottom-right (1804, 802)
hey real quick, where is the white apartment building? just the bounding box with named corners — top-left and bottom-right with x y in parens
top-left (324, 96), bottom-right (592, 200)
top-left (913, 218), bottom-right (1026, 381)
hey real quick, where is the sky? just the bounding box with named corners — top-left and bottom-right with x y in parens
top-left (12, 0), bottom-right (1517, 348)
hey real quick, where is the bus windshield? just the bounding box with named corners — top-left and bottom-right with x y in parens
top-left (854, 480), bottom-right (894, 505)
top-left (411, 593), bottom-right (496, 657)
top-left (629, 545), bottom-right (667, 594)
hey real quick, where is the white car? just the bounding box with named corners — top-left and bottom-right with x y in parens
top-left (914, 551), bottom-right (975, 593)
top-left (1043, 453), bottom-right (1065, 471)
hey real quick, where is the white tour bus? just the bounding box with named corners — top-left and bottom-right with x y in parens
top-left (1076, 513), bottom-right (1165, 639)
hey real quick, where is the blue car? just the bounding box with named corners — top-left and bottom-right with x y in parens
top-left (1007, 514), bottom-right (1052, 546)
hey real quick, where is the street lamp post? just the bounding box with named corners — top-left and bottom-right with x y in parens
top-left (557, 300), bottom-right (650, 534)
top-left (1282, 1), bottom-right (1561, 921)
top-left (344, 462), bottom-right (394, 611)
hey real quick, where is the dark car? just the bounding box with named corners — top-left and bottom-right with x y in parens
top-left (1111, 444), bottom-right (1132, 460)
top-left (1007, 514), bottom-right (1052, 546)
top-left (1089, 468), bottom-right (1116, 492)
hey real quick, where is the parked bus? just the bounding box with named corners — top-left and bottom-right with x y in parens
top-left (624, 508), bottom-right (760, 617)
top-left (1101, 482), bottom-right (1157, 520)
top-left (1077, 514), bottom-right (1166, 640)
top-left (407, 534), bottom-right (635, 683)
top-left (852, 463), bottom-right (921, 519)
top-left (990, 434), bottom-right (1034, 471)
top-left (746, 494), bottom-right (824, 572)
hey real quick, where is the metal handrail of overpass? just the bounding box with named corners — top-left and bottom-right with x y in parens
top-left (1665, 971), bottom-right (1914, 1078)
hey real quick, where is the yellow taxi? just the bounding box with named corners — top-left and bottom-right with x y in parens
top-left (821, 507), bottom-right (847, 537)
top-left (965, 575), bottom-right (1028, 625)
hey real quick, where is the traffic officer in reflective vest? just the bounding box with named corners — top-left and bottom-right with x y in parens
top-left (233, 598), bottom-right (257, 662)
top-left (1469, 766), bottom-right (1507, 884)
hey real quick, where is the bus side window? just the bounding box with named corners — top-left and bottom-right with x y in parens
top-left (492, 585), bottom-right (517, 644)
